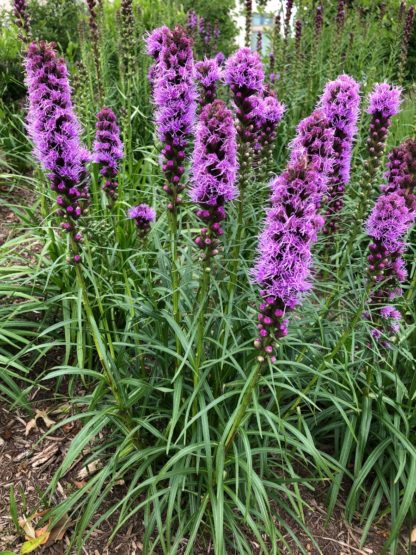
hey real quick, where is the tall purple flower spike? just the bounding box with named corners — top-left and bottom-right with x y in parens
top-left (146, 26), bottom-right (197, 210)
top-left (383, 139), bottom-right (416, 210)
top-left (366, 83), bottom-right (401, 175)
top-left (290, 109), bottom-right (336, 190)
top-left (194, 58), bottom-right (222, 107)
top-left (365, 191), bottom-right (415, 345)
top-left (252, 156), bottom-right (326, 359)
top-left (128, 204), bottom-right (156, 237)
top-left (93, 108), bottom-right (123, 200)
top-left (25, 41), bottom-right (89, 264)
top-left (224, 47), bottom-right (265, 167)
top-left (14, 0), bottom-right (30, 35)
top-left (319, 75), bottom-right (360, 233)
top-left (189, 99), bottom-right (238, 257)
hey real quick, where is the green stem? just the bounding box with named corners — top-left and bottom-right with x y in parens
top-left (227, 185), bottom-right (245, 302)
top-left (224, 361), bottom-right (264, 454)
top-left (169, 208), bottom-right (182, 367)
top-left (193, 259), bottom-right (211, 417)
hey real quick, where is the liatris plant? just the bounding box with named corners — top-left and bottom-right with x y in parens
top-left (254, 92), bottom-right (285, 173)
top-left (336, 0), bottom-right (346, 33)
top-left (25, 41), bottom-right (89, 264)
top-left (383, 139), bottom-right (416, 208)
top-left (295, 20), bottom-right (302, 57)
top-left (146, 26), bottom-right (197, 211)
top-left (93, 108), bottom-right (123, 201)
top-left (252, 156), bottom-right (326, 359)
top-left (290, 109), bottom-right (335, 186)
top-left (365, 191), bottom-right (415, 345)
top-left (214, 20), bottom-right (220, 51)
top-left (189, 99), bottom-right (238, 404)
top-left (268, 52), bottom-right (275, 83)
top-left (315, 3), bottom-right (324, 38)
top-left (13, 0), bottom-right (30, 38)
top-left (194, 58), bottom-right (221, 107)
top-left (319, 75), bottom-right (360, 234)
top-left (245, 0), bottom-right (252, 48)
top-left (128, 204), bottom-right (156, 238)
top-left (189, 99), bottom-right (238, 257)
top-left (398, 6), bottom-right (415, 83)
top-left (365, 83), bottom-right (401, 182)
top-left (256, 31), bottom-right (263, 55)
top-left (86, 0), bottom-right (101, 88)
top-left (224, 47), bottom-right (265, 160)
top-left (120, 0), bottom-right (135, 76)
top-left (186, 10), bottom-right (198, 36)
top-left (284, 0), bottom-right (294, 43)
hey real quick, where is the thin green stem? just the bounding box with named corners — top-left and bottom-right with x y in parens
top-left (169, 208), bottom-right (182, 368)
top-left (193, 259), bottom-right (211, 418)
top-left (224, 361), bottom-right (264, 454)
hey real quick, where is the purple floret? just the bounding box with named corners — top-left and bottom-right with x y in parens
top-left (290, 109), bottom-right (336, 185)
top-left (252, 156), bottom-right (326, 358)
top-left (224, 47), bottom-right (264, 97)
top-left (93, 107), bottom-right (123, 199)
top-left (25, 41), bottom-right (89, 262)
top-left (194, 57), bottom-right (222, 106)
top-left (189, 99), bottom-right (238, 256)
top-left (367, 83), bottom-right (402, 119)
top-left (128, 204), bottom-right (156, 237)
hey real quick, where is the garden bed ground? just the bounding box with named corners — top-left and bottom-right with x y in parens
top-left (0, 398), bottom-right (393, 555)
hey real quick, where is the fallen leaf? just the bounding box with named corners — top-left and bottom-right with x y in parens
top-left (18, 516), bottom-right (36, 539)
top-left (20, 531), bottom-right (49, 554)
top-left (77, 459), bottom-right (101, 479)
top-left (25, 410), bottom-right (55, 436)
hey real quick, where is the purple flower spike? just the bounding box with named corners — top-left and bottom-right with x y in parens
top-left (284, 0), bottom-right (294, 41)
top-left (315, 3), bottom-right (324, 37)
top-left (319, 74), bottom-right (361, 233)
top-left (128, 204), bottom-right (156, 237)
top-left (290, 109), bottom-right (336, 186)
top-left (383, 139), bottom-right (416, 210)
top-left (93, 107), bottom-right (123, 200)
top-left (366, 83), bottom-right (402, 176)
top-left (14, 0), bottom-right (30, 35)
top-left (224, 48), bottom-right (265, 156)
top-left (252, 156), bottom-right (326, 358)
top-left (365, 191), bottom-right (415, 344)
top-left (146, 26), bottom-right (197, 209)
top-left (194, 58), bottom-right (222, 107)
top-left (254, 90), bottom-right (285, 166)
top-left (25, 41), bottom-right (89, 259)
top-left (189, 100), bottom-right (238, 257)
